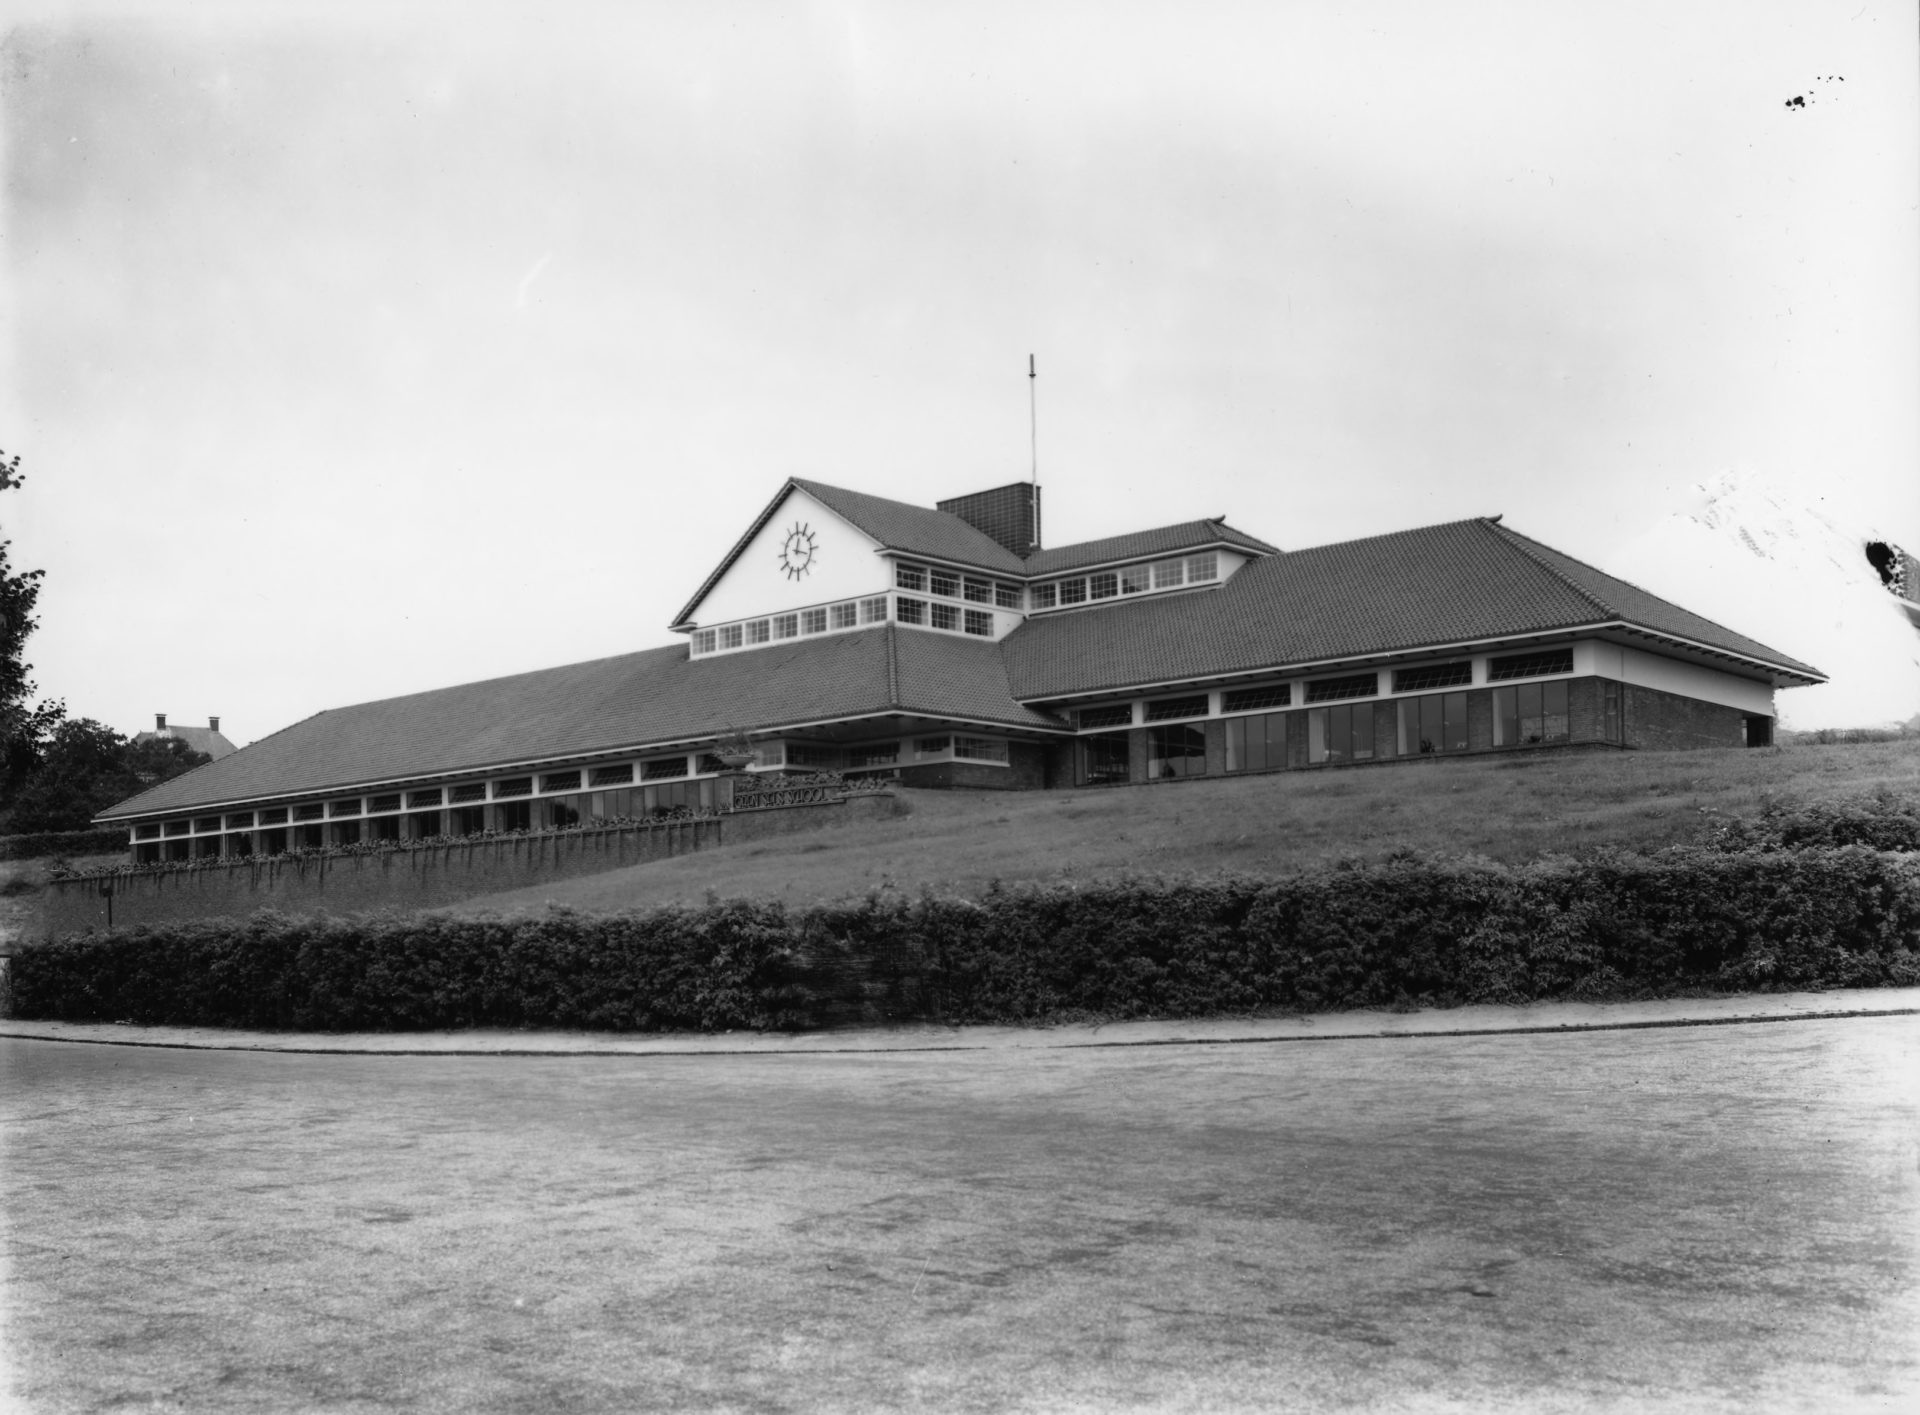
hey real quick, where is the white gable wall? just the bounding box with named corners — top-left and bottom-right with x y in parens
top-left (1577, 640), bottom-right (1776, 716)
top-left (686, 487), bottom-right (893, 627)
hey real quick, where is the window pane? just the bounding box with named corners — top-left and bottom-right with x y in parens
top-left (1147, 724), bottom-right (1206, 778)
top-left (1518, 682), bottom-right (1544, 743)
top-left (1031, 582), bottom-right (1056, 609)
top-left (1225, 716), bottom-right (1245, 771)
top-left (1088, 572), bottom-right (1118, 600)
top-left (802, 608), bottom-right (827, 634)
top-left (896, 597), bottom-right (926, 625)
top-left (1543, 680), bottom-right (1569, 740)
top-left (930, 568), bottom-right (959, 598)
top-left (774, 614), bottom-right (798, 639)
top-left (1153, 559), bottom-right (1184, 589)
top-left (1082, 732), bottom-right (1131, 785)
top-left (1245, 715), bottom-right (1268, 772)
top-left (994, 582), bottom-right (1022, 609)
top-left (932, 602), bottom-right (959, 630)
top-left (1493, 686), bottom-right (1517, 747)
top-left (1308, 707), bottom-right (1328, 763)
top-left (1057, 578), bottom-right (1086, 605)
top-left (1121, 564), bottom-right (1151, 594)
top-left (895, 562), bottom-right (927, 591)
top-left (1263, 712), bottom-right (1285, 768)
top-left (1187, 552), bottom-right (1218, 583)
top-left (720, 624), bottom-right (743, 649)
top-left (964, 609), bottom-right (993, 636)
top-left (1443, 693), bottom-right (1469, 752)
top-left (1421, 695), bottom-right (1443, 754)
top-left (963, 577), bottom-right (991, 603)
top-left (693, 630), bottom-right (715, 654)
top-left (1351, 703), bottom-right (1374, 760)
top-left (747, 619), bottom-right (770, 644)
top-left (860, 596), bottom-right (888, 624)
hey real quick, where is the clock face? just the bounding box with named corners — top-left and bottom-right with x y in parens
top-left (779, 522), bottom-right (817, 580)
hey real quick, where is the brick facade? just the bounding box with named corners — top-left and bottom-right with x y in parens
top-left (1621, 682), bottom-right (1747, 751)
top-left (1062, 674), bottom-right (1763, 790)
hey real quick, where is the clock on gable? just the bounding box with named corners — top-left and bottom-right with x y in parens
top-left (779, 522), bottom-right (817, 580)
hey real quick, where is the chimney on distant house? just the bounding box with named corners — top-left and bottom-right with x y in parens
top-left (155, 713), bottom-right (168, 731)
top-left (209, 716), bottom-right (220, 733)
top-left (937, 482), bottom-right (1043, 557)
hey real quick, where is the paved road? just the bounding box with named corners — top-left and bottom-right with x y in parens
top-left (2, 1006), bottom-right (1916, 1413)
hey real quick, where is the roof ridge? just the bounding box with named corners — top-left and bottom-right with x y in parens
top-left (1475, 518), bottom-right (1616, 619)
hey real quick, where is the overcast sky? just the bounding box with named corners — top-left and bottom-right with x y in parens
top-left (4, 1), bottom-right (1915, 746)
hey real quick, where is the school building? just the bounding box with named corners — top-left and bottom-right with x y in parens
top-left (96, 477), bottom-right (1822, 862)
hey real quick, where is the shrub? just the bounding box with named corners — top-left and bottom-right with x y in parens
top-left (11, 845), bottom-right (1918, 1033)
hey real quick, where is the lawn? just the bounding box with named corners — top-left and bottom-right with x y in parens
top-left (2, 1016), bottom-right (1914, 1412)
top-left (450, 736), bottom-right (1920, 914)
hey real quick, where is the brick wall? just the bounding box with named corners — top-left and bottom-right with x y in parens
top-left (1621, 682), bottom-right (1748, 751)
top-left (37, 793), bottom-right (905, 938)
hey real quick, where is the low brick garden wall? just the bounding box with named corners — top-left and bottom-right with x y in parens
top-left (34, 792), bottom-right (905, 937)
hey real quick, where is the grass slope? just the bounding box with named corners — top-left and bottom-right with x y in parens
top-left (448, 737), bottom-right (1920, 916)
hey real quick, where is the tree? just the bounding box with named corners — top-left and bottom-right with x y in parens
top-left (5, 719), bottom-right (211, 833)
top-left (1, 449), bottom-right (65, 799)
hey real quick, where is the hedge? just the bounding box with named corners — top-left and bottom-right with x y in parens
top-left (0, 828), bottom-right (128, 862)
top-left (10, 845), bottom-right (1919, 1032)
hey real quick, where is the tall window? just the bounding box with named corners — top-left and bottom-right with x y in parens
top-left (1225, 711), bottom-right (1287, 772)
top-left (1080, 731), bottom-right (1131, 785)
top-left (1147, 723), bottom-right (1206, 779)
top-left (1395, 692), bottom-right (1470, 755)
top-left (1493, 681), bottom-right (1570, 746)
top-left (1308, 703), bottom-right (1376, 764)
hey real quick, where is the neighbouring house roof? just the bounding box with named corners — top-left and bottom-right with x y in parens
top-left (133, 725), bottom-right (238, 760)
top-left (1021, 520), bottom-right (1280, 576)
top-left (1001, 517), bottom-right (1825, 701)
top-left (96, 627), bottom-right (1064, 821)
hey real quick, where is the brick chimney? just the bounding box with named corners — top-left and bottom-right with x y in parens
top-left (155, 712), bottom-right (167, 731)
top-left (937, 482), bottom-right (1042, 557)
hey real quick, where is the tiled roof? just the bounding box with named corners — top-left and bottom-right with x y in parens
top-left (1022, 520), bottom-right (1279, 575)
top-left (794, 479), bottom-right (1031, 574)
top-left (133, 726), bottom-right (238, 760)
top-left (96, 626), bottom-right (1060, 821)
top-left (1002, 517), bottom-right (1823, 700)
